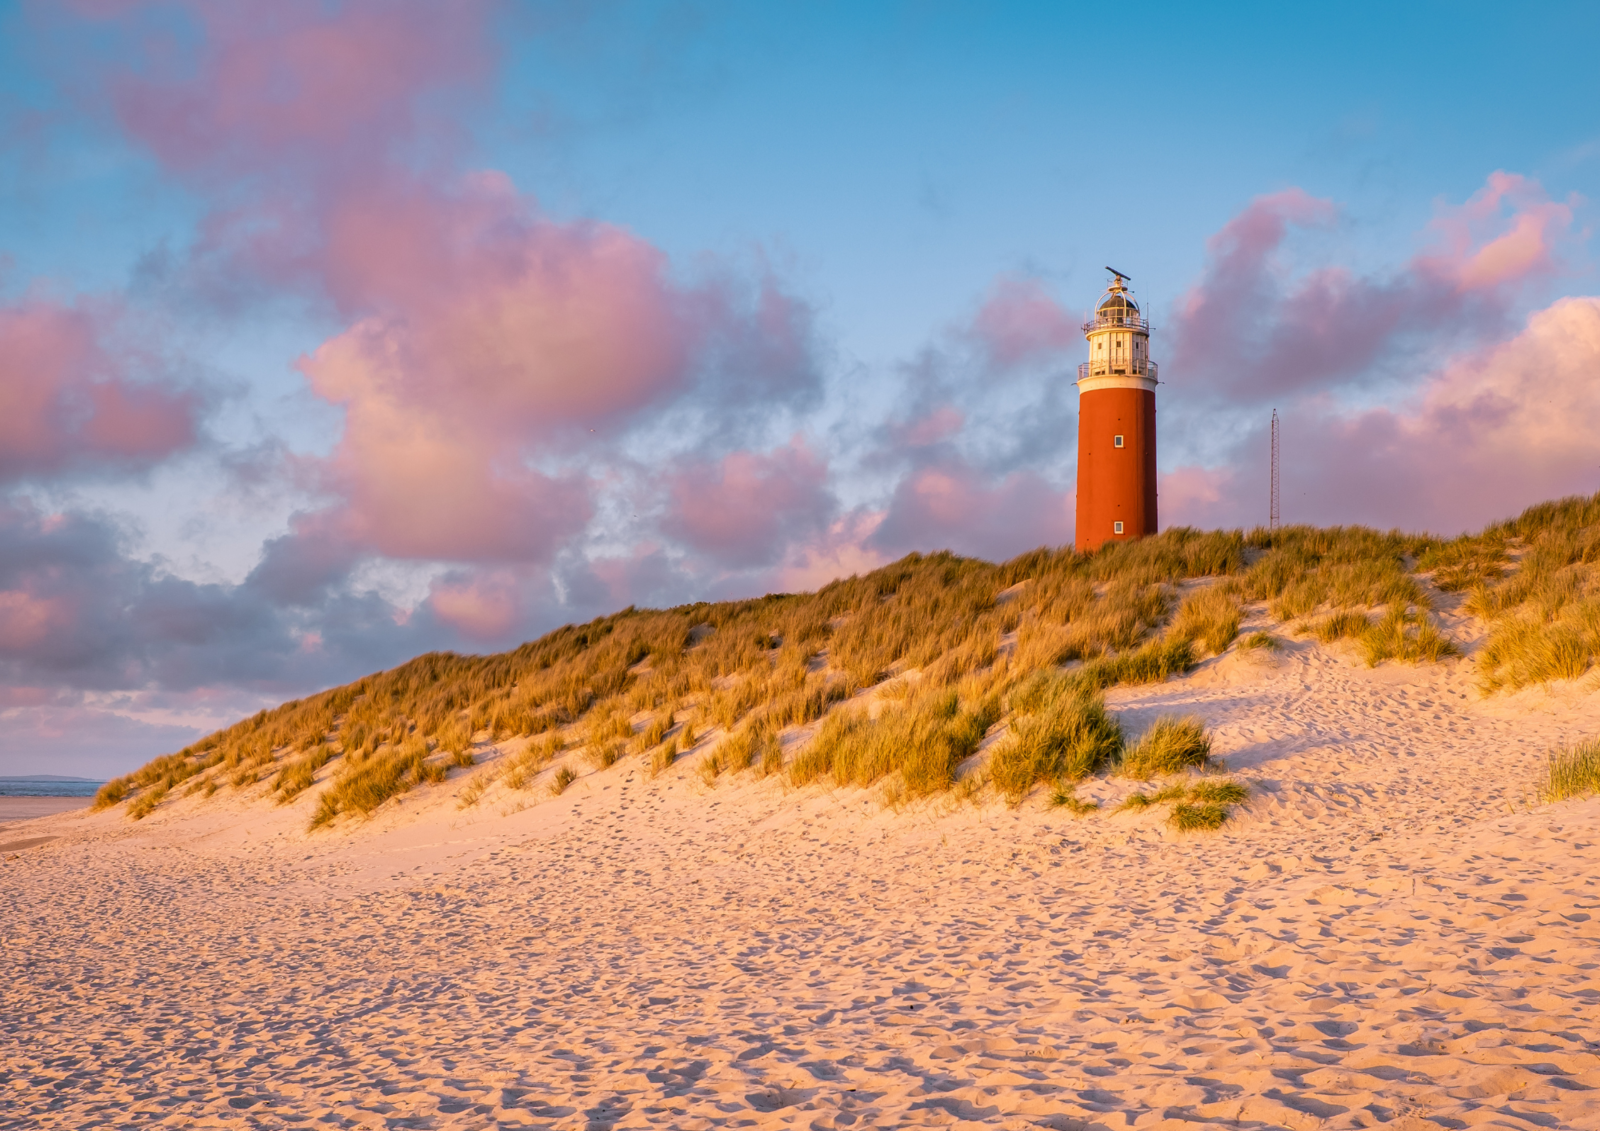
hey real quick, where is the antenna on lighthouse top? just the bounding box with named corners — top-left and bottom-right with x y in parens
top-left (1105, 266), bottom-right (1131, 286)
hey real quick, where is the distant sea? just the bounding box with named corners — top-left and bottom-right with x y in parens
top-left (0, 776), bottom-right (105, 797)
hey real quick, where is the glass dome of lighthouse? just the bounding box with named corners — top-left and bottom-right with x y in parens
top-left (1084, 270), bottom-right (1148, 333)
top-left (1097, 290), bottom-right (1139, 317)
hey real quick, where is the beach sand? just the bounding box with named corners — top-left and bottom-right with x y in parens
top-left (4, 630), bottom-right (1599, 1129)
top-left (0, 796), bottom-right (89, 824)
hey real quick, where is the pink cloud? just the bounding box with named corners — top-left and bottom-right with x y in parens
top-left (0, 589), bottom-right (70, 652)
top-left (0, 299), bottom-right (199, 483)
top-left (282, 173), bottom-right (729, 564)
top-left (1420, 171), bottom-right (1576, 291)
top-left (1171, 175), bottom-right (1578, 403)
top-left (970, 276), bottom-right (1079, 368)
top-left (666, 437), bottom-right (834, 568)
top-left (871, 459), bottom-right (1075, 562)
top-left (107, 0), bottom-right (491, 174)
top-left (309, 175), bottom-right (696, 422)
top-left (86, 0), bottom-right (821, 581)
top-left (69, 1), bottom-right (496, 307)
top-left (1165, 296), bottom-right (1600, 535)
top-left (426, 570), bottom-right (523, 641)
top-left (892, 404), bottom-right (965, 448)
top-left (1159, 465), bottom-right (1236, 528)
top-left (772, 510), bottom-right (890, 593)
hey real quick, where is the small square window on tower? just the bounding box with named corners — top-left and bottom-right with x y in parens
top-left (1113, 521), bottom-right (1125, 534)
top-left (1113, 434), bottom-right (1125, 448)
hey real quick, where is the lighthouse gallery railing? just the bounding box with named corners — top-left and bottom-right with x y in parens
top-left (1082, 312), bottom-right (1150, 333)
top-left (1078, 359), bottom-right (1158, 381)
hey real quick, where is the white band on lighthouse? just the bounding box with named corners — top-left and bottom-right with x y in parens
top-left (1075, 373), bottom-right (1158, 393)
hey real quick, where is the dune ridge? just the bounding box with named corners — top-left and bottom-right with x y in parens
top-left (88, 494), bottom-right (1600, 833)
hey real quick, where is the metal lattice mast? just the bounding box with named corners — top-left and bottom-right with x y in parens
top-left (1269, 408), bottom-right (1281, 532)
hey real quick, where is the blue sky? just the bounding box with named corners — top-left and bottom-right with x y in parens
top-left (1, 0), bottom-right (1598, 777)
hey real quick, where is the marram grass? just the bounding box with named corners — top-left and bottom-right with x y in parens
top-left (1542, 738), bottom-right (1600, 803)
top-left (1169, 802), bottom-right (1230, 832)
top-left (1169, 586), bottom-right (1241, 656)
top-left (1120, 716), bottom-right (1212, 780)
top-left (1118, 777), bottom-right (1250, 831)
top-left (789, 687), bottom-right (998, 798)
top-left (94, 493), bottom-right (1600, 825)
top-left (1048, 783), bottom-right (1100, 815)
top-left (990, 673), bottom-right (1122, 804)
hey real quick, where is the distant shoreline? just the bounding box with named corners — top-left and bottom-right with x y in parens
top-left (0, 777), bottom-right (105, 798)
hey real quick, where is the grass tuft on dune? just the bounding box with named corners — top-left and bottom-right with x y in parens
top-left (1119, 776), bottom-right (1250, 831)
top-left (1169, 587), bottom-right (1241, 656)
top-left (790, 686), bottom-right (998, 798)
top-left (1543, 738), bottom-right (1600, 803)
top-left (1121, 716), bottom-right (1212, 779)
top-left (991, 674), bottom-right (1122, 803)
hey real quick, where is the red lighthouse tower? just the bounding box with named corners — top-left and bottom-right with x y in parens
top-left (1074, 269), bottom-right (1157, 552)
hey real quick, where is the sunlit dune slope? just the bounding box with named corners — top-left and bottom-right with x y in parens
top-left (94, 492), bottom-right (1600, 830)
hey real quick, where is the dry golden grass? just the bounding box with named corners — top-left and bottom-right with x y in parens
top-left (1119, 716), bottom-right (1212, 780)
top-left (587, 704), bottom-right (635, 746)
top-left (433, 716), bottom-right (473, 761)
top-left (789, 687), bottom-right (998, 799)
top-left (91, 779), bottom-right (129, 811)
top-left (1467, 496), bottom-right (1600, 690)
top-left (272, 747), bottom-right (332, 804)
top-left (1047, 783), bottom-right (1100, 815)
top-left (1480, 614), bottom-right (1600, 690)
top-left (638, 711), bottom-right (674, 750)
top-left (97, 493), bottom-right (1600, 825)
top-left (989, 675), bottom-right (1122, 804)
top-left (504, 734), bottom-right (562, 790)
top-left (587, 739), bottom-right (626, 771)
top-left (1299, 606), bottom-right (1459, 667)
top-left (127, 785), bottom-right (168, 820)
top-left (650, 739), bottom-right (678, 777)
top-left (1169, 586), bottom-right (1241, 655)
top-left (1077, 637), bottom-right (1196, 689)
top-left (1307, 610), bottom-right (1373, 644)
top-left (456, 767), bottom-right (498, 809)
top-left (1417, 533), bottom-right (1511, 592)
top-left (1361, 608), bottom-right (1461, 666)
top-left (1239, 631), bottom-right (1280, 652)
top-left (310, 739), bottom-right (442, 828)
top-left (1542, 738), bottom-right (1600, 803)
top-left (701, 723), bottom-right (778, 782)
top-left (550, 765), bottom-right (577, 795)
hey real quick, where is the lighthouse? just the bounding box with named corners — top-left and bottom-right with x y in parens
top-left (1074, 269), bottom-right (1157, 551)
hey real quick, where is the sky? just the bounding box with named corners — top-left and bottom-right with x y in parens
top-left (2, 0), bottom-right (1599, 778)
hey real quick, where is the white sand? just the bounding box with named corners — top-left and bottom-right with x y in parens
top-left (4, 632), bottom-right (1599, 1129)
top-left (0, 796), bottom-right (89, 824)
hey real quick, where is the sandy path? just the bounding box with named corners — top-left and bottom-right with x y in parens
top-left (3, 640), bottom-right (1599, 1130)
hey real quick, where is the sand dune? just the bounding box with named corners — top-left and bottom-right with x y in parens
top-left (5, 634), bottom-right (1600, 1129)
